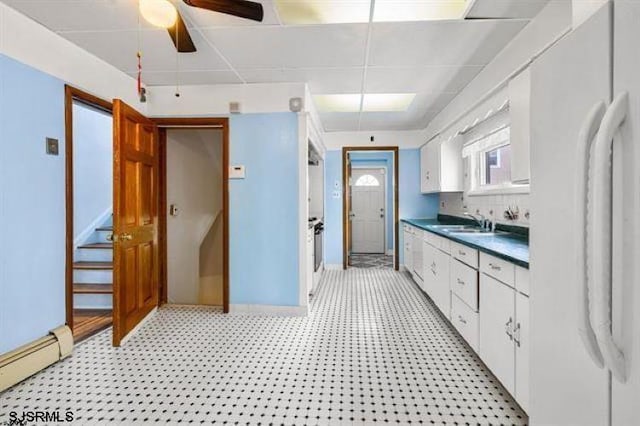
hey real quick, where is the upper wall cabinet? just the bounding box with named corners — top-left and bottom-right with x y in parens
top-left (508, 68), bottom-right (531, 184)
top-left (420, 135), bottom-right (464, 193)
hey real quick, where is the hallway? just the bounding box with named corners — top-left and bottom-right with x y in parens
top-left (1, 270), bottom-right (526, 425)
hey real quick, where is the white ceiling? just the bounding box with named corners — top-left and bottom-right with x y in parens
top-left (3, 0), bottom-right (549, 131)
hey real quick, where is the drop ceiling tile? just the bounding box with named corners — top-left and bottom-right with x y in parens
top-left (63, 29), bottom-right (231, 73)
top-left (364, 65), bottom-right (483, 93)
top-left (180, 0), bottom-right (281, 27)
top-left (238, 67), bottom-right (363, 93)
top-left (201, 24), bottom-right (368, 69)
top-left (368, 19), bottom-right (527, 67)
top-left (466, 0), bottom-right (549, 19)
top-left (132, 70), bottom-right (242, 86)
top-left (320, 112), bottom-right (362, 132)
top-left (6, 0), bottom-right (154, 32)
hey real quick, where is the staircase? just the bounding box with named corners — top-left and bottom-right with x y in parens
top-left (73, 216), bottom-right (113, 341)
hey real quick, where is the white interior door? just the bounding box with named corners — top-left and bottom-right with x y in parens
top-left (351, 168), bottom-right (385, 254)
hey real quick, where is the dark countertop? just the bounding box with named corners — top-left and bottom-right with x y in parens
top-left (401, 216), bottom-right (529, 269)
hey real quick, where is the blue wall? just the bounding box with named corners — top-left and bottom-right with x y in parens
top-left (349, 151), bottom-right (394, 252)
top-left (0, 54), bottom-right (66, 354)
top-left (229, 113), bottom-right (300, 307)
top-left (73, 103), bottom-right (113, 241)
top-left (324, 148), bottom-right (439, 266)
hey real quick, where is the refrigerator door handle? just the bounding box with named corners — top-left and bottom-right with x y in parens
top-left (576, 101), bottom-right (606, 369)
top-left (591, 91), bottom-right (629, 383)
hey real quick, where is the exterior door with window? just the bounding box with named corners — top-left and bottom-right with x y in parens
top-left (351, 169), bottom-right (385, 253)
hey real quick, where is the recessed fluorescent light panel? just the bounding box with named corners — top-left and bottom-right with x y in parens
top-left (275, 0), bottom-right (468, 24)
top-left (274, 0), bottom-right (370, 25)
top-left (363, 93), bottom-right (416, 112)
top-left (373, 0), bottom-right (468, 22)
top-left (314, 94), bottom-right (362, 112)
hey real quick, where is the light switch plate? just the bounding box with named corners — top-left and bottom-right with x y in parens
top-left (46, 138), bottom-right (59, 156)
top-left (229, 165), bottom-right (245, 179)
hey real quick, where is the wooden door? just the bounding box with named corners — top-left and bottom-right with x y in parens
top-left (344, 155), bottom-right (352, 268)
top-left (112, 99), bottom-right (159, 346)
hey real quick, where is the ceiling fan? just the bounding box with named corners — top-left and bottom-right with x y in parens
top-left (140, 0), bottom-right (264, 53)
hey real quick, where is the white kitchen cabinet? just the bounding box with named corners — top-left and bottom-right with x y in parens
top-left (307, 228), bottom-right (315, 294)
top-left (420, 135), bottom-right (464, 194)
top-left (515, 291), bottom-right (530, 412)
top-left (423, 240), bottom-right (451, 319)
top-left (508, 67), bottom-right (531, 184)
top-left (479, 273), bottom-right (516, 395)
top-left (451, 294), bottom-right (479, 351)
top-left (403, 225), bottom-right (413, 273)
top-left (412, 228), bottom-right (424, 285)
top-left (450, 258), bottom-right (479, 311)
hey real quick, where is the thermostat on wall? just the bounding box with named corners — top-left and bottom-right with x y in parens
top-left (229, 165), bottom-right (246, 179)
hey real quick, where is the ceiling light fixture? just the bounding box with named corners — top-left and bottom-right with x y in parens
top-left (139, 0), bottom-right (178, 29)
top-left (274, 0), bottom-right (468, 25)
top-left (363, 93), bottom-right (416, 112)
top-left (314, 94), bottom-right (362, 112)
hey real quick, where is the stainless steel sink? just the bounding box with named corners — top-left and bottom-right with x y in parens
top-left (450, 230), bottom-right (501, 236)
top-left (430, 225), bottom-right (473, 230)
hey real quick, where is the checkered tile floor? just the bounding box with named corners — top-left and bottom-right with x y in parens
top-left (349, 253), bottom-right (394, 269)
top-left (0, 269), bottom-right (527, 425)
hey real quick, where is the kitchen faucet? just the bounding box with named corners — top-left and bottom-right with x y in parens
top-left (464, 212), bottom-right (493, 231)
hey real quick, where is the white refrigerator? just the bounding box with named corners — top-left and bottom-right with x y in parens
top-left (529, 1), bottom-right (640, 425)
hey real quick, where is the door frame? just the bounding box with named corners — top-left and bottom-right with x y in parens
top-left (342, 146), bottom-right (399, 270)
top-left (153, 117), bottom-right (230, 313)
top-left (350, 166), bottom-right (388, 254)
top-left (64, 85), bottom-right (113, 333)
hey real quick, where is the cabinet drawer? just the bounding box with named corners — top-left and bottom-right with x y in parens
top-left (516, 266), bottom-right (530, 296)
top-left (424, 231), bottom-right (450, 254)
top-left (450, 259), bottom-right (479, 311)
top-left (451, 294), bottom-right (479, 351)
top-left (480, 253), bottom-right (515, 287)
top-left (451, 241), bottom-right (478, 268)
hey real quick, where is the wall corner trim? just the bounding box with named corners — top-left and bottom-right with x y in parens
top-left (228, 304), bottom-right (308, 317)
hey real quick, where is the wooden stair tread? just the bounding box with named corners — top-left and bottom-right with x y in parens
top-left (73, 283), bottom-right (113, 294)
top-left (78, 242), bottom-right (113, 249)
top-left (73, 261), bottom-right (113, 270)
top-left (95, 226), bottom-right (113, 232)
top-left (73, 308), bottom-right (112, 342)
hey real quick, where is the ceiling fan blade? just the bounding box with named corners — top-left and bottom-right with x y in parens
top-left (183, 0), bottom-right (264, 22)
top-left (167, 10), bottom-right (197, 53)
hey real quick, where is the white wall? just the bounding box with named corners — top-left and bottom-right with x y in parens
top-left (0, 3), bottom-right (144, 110)
top-left (146, 82), bottom-right (307, 116)
top-left (572, 0), bottom-right (609, 28)
top-left (323, 130), bottom-right (426, 150)
top-left (167, 129), bottom-right (223, 305)
top-left (72, 103), bottom-right (113, 242)
top-left (421, 0), bottom-right (572, 142)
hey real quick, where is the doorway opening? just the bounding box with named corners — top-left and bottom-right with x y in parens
top-left (164, 128), bottom-right (224, 306)
top-left (156, 118), bottom-right (230, 313)
top-left (342, 147), bottom-right (399, 270)
top-left (64, 86), bottom-right (114, 342)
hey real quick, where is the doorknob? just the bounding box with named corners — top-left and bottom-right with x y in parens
top-left (120, 233), bottom-right (133, 241)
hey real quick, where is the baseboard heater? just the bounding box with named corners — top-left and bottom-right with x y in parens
top-left (0, 325), bottom-right (73, 392)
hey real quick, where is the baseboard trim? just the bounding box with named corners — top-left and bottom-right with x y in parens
top-left (229, 304), bottom-right (308, 317)
top-left (119, 307), bottom-right (157, 346)
top-left (324, 264), bottom-right (343, 270)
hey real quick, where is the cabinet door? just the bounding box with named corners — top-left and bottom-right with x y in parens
top-left (403, 230), bottom-right (413, 272)
top-left (434, 248), bottom-right (451, 319)
top-left (412, 230), bottom-right (424, 280)
top-left (426, 141), bottom-right (441, 192)
top-left (420, 145), bottom-right (429, 193)
top-left (422, 241), bottom-right (436, 295)
top-left (479, 274), bottom-right (515, 394)
top-left (307, 232), bottom-right (314, 294)
top-left (509, 67), bottom-right (531, 184)
top-left (515, 292), bottom-right (530, 413)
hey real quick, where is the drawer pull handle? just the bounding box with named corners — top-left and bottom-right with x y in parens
top-left (505, 317), bottom-right (514, 340)
top-left (489, 263), bottom-right (502, 271)
top-left (514, 323), bottom-right (521, 347)
top-left (431, 268), bottom-right (437, 276)
top-left (457, 278), bottom-right (465, 286)
top-left (458, 315), bottom-right (467, 325)
top-left (458, 250), bottom-right (466, 256)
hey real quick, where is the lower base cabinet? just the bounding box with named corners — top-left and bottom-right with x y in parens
top-left (514, 291), bottom-right (530, 413)
top-left (451, 293), bottom-right (479, 351)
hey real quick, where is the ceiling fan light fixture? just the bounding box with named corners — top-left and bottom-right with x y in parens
top-left (139, 0), bottom-right (178, 28)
